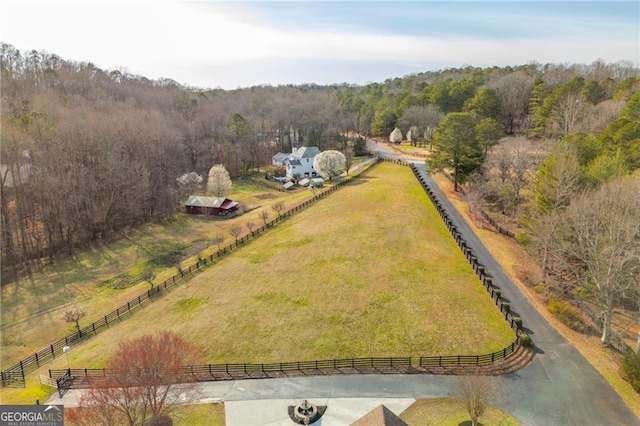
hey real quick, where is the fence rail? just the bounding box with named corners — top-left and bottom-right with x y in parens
top-left (1, 159), bottom-right (382, 388)
top-left (409, 164), bottom-right (527, 342)
top-left (48, 342), bottom-right (518, 393)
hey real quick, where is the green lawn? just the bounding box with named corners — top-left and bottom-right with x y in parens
top-left (1, 162), bottom-right (515, 403)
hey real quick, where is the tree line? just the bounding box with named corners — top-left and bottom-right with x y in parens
top-left (2, 41), bottom-right (638, 293)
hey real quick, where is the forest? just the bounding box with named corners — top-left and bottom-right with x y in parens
top-left (1, 43), bottom-right (639, 355)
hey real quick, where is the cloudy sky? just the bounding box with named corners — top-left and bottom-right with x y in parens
top-left (1, 1), bottom-right (638, 89)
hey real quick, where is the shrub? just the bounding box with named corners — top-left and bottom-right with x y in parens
top-left (493, 289), bottom-right (501, 299)
top-left (621, 352), bottom-right (640, 394)
top-left (513, 317), bottom-right (523, 329)
top-left (520, 334), bottom-right (533, 347)
top-left (533, 282), bottom-right (547, 294)
top-left (501, 302), bottom-right (510, 313)
top-left (548, 299), bottom-right (586, 331)
top-left (515, 232), bottom-right (531, 246)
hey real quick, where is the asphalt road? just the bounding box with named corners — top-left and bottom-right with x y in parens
top-left (370, 142), bottom-right (639, 425)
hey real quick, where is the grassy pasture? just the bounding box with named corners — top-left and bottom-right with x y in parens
top-left (1, 180), bottom-right (312, 366)
top-left (22, 163), bottom-right (514, 373)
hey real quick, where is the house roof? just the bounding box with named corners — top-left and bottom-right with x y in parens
top-left (291, 146), bottom-right (320, 159)
top-left (287, 159), bottom-right (302, 166)
top-left (185, 195), bottom-right (238, 209)
top-left (350, 405), bottom-right (409, 426)
top-left (272, 152), bottom-right (289, 162)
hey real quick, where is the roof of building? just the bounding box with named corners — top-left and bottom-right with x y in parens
top-left (185, 195), bottom-right (238, 209)
top-left (272, 152), bottom-right (289, 162)
top-left (287, 159), bottom-right (302, 166)
top-left (290, 146), bottom-right (321, 159)
top-left (350, 405), bottom-right (409, 426)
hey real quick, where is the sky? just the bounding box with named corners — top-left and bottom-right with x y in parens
top-left (1, 0), bottom-right (639, 89)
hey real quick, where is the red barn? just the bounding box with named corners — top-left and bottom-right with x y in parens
top-left (184, 195), bottom-right (239, 217)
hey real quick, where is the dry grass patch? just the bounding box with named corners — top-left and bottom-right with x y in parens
top-left (36, 163), bottom-right (514, 370)
top-left (400, 398), bottom-right (520, 426)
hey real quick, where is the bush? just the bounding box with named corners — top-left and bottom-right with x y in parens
top-left (520, 334), bottom-right (533, 347)
top-left (501, 302), bottom-right (510, 313)
top-left (548, 299), bottom-right (586, 331)
top-left (515, 232), bottom-right (531, 246)
top-left (493, 289), bottom-right (501, 299)
top-left (621, 352), bottom-right (640, 394)
top-left (513, 317), bottom-right (523, 329)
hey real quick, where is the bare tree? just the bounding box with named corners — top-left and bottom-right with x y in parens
top-left (557, 175), bottom-right (640, 346)
top-left (489, 71), bottom-right (533, 133)
top-left (74, 332), bottom-right (203, 426)
top-left (397, 105), bottom-right (445, 146)
top-left (271, 201), bottom-right (285, 218)
top-left (257, 210), bottom-right (269, 226)
top-left (453, 375), bottom-right (496, 426)
top-left (229, 225), bottom-right (243, 244)
top-left (140, 270), bottom-right (156, 288)
top-left (63, 306), bottom-right (87, 334)
top-left (212, 234), bottom-right (224, 251)
top-left (550, 92), bottom-right (588, 137)
top-left (245, 220), bottom-right (255, 235)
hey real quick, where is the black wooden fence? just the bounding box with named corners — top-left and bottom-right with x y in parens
top-left (1, 159), bottom-right (382, 388)
top-left (49, 340), bottom-right (518, 394)
top-left (409, 164), bottom-right (527, 340)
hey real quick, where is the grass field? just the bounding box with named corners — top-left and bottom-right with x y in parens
top-left (1, 180), bottom-right (313, 366)
top-left (1, 162), bottom-right (515, 403)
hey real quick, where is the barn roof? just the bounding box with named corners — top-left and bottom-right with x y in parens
top-left (185, 195), bottom-right (238, 209)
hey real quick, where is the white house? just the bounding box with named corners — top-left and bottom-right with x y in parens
top-left (271, 146), bottom-right (321, 179)
top-left (285, 146), bottom-right (321, 179)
